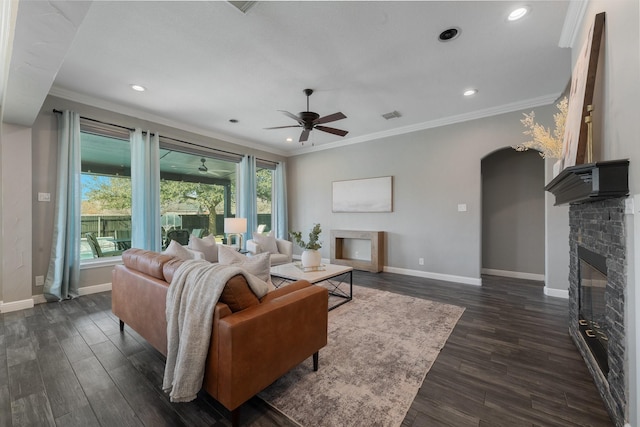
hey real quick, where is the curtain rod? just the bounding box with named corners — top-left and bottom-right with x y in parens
top-left (160, 135), bottom-right (245, 159)
top-left (52, 109), bottom-right (279, 165)
top-left (52, 109), bottom-right (137, 133)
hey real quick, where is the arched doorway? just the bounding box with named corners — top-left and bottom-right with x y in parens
top-left (481, 148), bottom-right (545, 280)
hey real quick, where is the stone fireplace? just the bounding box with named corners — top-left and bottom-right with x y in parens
top-left (569, 198), bottom-right (626, 426)
top-left (546, 160), bottom-right (629, 426)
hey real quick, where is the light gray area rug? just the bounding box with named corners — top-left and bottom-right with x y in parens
top-left (258, 285), bottom-right (465, 427)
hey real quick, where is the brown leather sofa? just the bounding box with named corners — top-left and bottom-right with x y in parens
top-left (112, 249), bottom-right (328, 426)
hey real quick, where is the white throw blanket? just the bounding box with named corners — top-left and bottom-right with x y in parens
top-left (162, 260), bottom-right (268, 402)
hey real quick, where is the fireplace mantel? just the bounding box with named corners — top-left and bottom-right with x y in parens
top-left (545, 159), bottom-right (629, 205)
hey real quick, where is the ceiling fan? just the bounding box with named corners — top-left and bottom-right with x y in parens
top-left (265, 89), bottom-right (348, 144)
top-left (196, 158), bottom-right (229, 176)
top-left (198, 158), bottom-right (209, 172)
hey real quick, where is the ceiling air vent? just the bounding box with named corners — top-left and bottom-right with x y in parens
top-left (382, 110), bottom-right (402, 120)
top-left (227, 1), bottom-right (258, 14)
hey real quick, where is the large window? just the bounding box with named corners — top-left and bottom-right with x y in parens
top-left (80, 126), bottom-right (241, 260)
top-left (158, 146), bottom-right (238, 246)
top-left (80, 131), bottom-right (132, 260)
top-left (256, 166), bottom-right (274, 233)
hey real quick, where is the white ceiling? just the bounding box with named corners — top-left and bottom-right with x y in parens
top-left (6, 1), bottom-right (575, 156)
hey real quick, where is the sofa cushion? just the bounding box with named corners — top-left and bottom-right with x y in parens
top-left (218, 246), bottom-right (271, 283)
top-left (252, 232), bottom-right (279, 255)
top-left (163, 258), bottom-right (185, 283)
top-left (219, 274), bottom-right (260, 312)
top-left (269, 253), bottom-right (291, 266)
top-left (163, 240), bottom-right (205, 261)
top-left (188, 234), bottom-right (218, 263)
top-left (122, 249), bottom-right (174, 281)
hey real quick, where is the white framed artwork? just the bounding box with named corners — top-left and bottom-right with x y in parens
top-left (332, 176), bottom-right (393, 213)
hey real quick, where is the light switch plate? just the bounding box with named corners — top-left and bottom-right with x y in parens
top-left (457, 204), bottom-right (467, 212)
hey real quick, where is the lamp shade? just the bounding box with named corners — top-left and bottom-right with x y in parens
top-left (224, 218), bottom-right (247, 234)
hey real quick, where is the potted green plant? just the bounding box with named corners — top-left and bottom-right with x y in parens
top-left (290, 223), bottom-right (322, 268)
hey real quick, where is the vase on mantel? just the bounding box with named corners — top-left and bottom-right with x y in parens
top-left (301, 249), bottom-right (322, 268)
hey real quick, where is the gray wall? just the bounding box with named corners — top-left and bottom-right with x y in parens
top-left (287, 106), bottom-right (558, 284)
top-left (481, 148), bottom-right (545, 276)
top-left (1, 123), bottom-right (33, 305)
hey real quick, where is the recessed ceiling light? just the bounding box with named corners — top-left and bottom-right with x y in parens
top-left (463, 89), bottom-right (478, 97)
top-left (508, 7), bottom-right (529, 21)
top-left (438, 27), bottom-right (460, 42)
top-left (286, 137), bottom-right (293, 143)
top-left (130, 84), bottom-right (146, 92)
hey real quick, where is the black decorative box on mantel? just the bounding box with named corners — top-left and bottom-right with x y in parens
top-left (545, 159), bottom-right (629, 206)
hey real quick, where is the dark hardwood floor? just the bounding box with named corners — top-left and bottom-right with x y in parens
top-left (0, 272), bottom-right (613, 426)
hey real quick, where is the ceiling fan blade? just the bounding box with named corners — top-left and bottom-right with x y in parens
top-left (279, 110), bottom-right (304, 125)
top-left (315, 125), bottom-right (349, 137)
top-left (264, 125), bottom-right (302, 130)
top-left (314, 112), bottom-right (346, 125)
top-left (299, 129), bottom-right (311, 143)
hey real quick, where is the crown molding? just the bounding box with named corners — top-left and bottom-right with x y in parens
top-left (48, 86), bottom-right (290, 157)
top-left (50, 86), bottom-right (562, 159)
top-left (559, 0), bottom-right (590, 48)
top-left (289, 92), bottom-right (562, 157)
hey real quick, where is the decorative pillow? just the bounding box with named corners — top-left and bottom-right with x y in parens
top-left (252, 231), bottom-right (279, 255)
top-left (219, 274), bottom-right (260, 312)
top-left (188, 234), bottom-right (218, 263)
top-left (163, 240), bottom-right (205, 261)
top-left (218, 245), bottom-right (271, 283)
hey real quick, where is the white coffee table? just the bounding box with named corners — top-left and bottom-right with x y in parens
top-left (270, 262), bottom-right (353, 310)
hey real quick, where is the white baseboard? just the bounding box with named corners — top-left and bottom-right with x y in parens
top-left (383, 266), bottom-right (482, 286)
top-left (544, 287), bottom-right (569, 299)
top-left (30, 282), bottom-right (113, 307)
top-left (78, 282), bottom-right (112, 296)
top-left (0, 298), bottom-right (35, 313)
top-left (294, 255), bottom-right (480, 286)
top-left (481, 268), bottom-right (545, 282)
top-left (32, 294), bottom-right (47, 305)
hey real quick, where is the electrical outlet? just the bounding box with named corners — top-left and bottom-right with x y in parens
top-left (624, 198), bottom-right (634, 214)
top-left (38, 192), bottom-right (51, 202)
top-left (418, 258), bottom-right (424, 266)
top-left (35, 275), bottom-right (44, 287)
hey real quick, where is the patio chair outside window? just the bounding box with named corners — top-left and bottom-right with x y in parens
top-left (85, 232), bottom-right (123, 258)
top-left (166, 229), bottom-right (190, 246)
top-left (191, 228), bottom-right (205, 238)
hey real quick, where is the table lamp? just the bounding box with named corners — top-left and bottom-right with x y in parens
top-left (224, 218), bottom-right (247, 250)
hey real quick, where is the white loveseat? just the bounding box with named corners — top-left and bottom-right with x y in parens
top-left (246, 237), bottom-right (293, 266)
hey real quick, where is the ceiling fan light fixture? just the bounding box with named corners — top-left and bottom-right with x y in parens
top-left (265, 88), bottom-right (348, 145)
